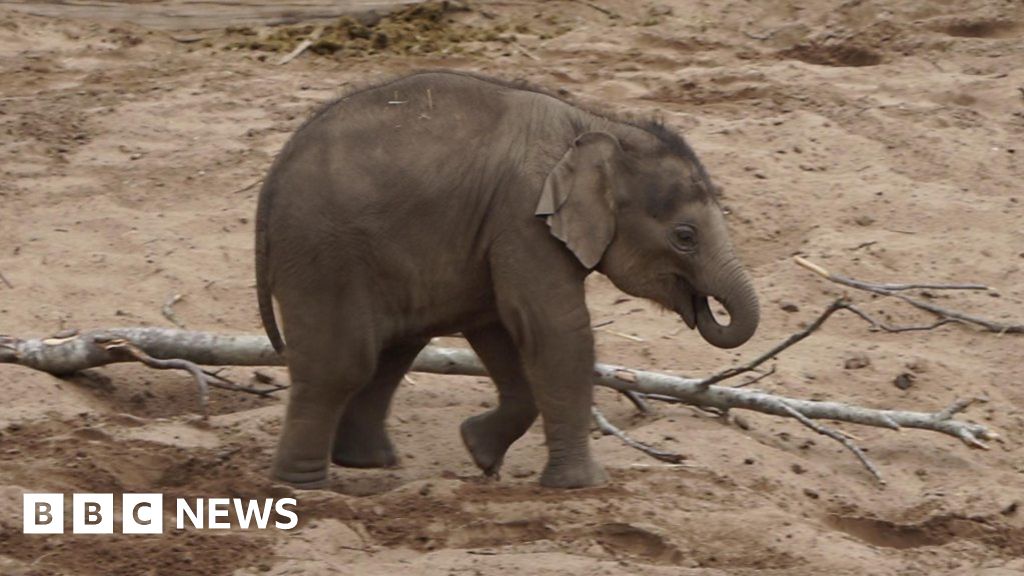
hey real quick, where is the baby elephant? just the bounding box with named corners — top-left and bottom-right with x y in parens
top-left (255, 71), bottom-right (759, 489)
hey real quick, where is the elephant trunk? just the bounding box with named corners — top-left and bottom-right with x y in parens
top-left (694, 257), bottom-right (760, 349)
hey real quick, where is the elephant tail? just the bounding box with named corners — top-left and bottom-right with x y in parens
top-left (255, 179), bottom-right (286, 355)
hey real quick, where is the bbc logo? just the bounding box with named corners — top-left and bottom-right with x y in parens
top-left (24, 493), bottom-right (163, 534)
top-left (23, 493), bottom-right (299, 534)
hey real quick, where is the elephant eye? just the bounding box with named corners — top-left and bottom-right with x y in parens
top-left (670, 224), bottom-right (697, 252)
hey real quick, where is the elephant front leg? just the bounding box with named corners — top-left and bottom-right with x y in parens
top-left (496, 302), bottom-right (607, 489)
top-left (332, 339), bottom-right (428, 469)
top-left (527, 332), bottom-right (608, 489)
top-left (461, 324), bottom-right (539, 477)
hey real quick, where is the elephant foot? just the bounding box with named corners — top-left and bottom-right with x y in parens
top-left (460, 413), bottom-right (514, 476)
top-left (332, 429), bottom-right (398, 469)
top-left (539, 459), bottom-right (608, 489)
top-left (272, 457), bottom-right (330, 489)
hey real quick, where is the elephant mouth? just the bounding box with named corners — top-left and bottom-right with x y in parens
top-left (674, 279), bottom-right (699, 329)
top-left (676, 282), bottom-right (726, 333)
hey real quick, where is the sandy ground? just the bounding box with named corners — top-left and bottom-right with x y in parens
top-left (0, 1), bottom-right (1023, 574)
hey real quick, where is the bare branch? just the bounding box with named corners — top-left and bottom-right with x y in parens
top-left (0, 329), bottom-right (997, 454)
top-left (794, 256), bottom-right (989, 292)
top-left (161, 293), bottom-right (185, 328)
top-left (277, 25), bottom-right (323, 65)
top-left (841, 303), bottom-right (960, 333)
top-left (592, 407), bottom-right (685, 463)
top-left (569, 0), bottom-right (618, 18)
top-left (795, 256), bottom-right (1022, 334)
top-left (96, 337), bottom-right (210, 418)
top-left (620, 390), bottom-right (651, 413)
top-left (779, 401), bottom-right (884, 484)
top-left (732, 365), bottom-right (776, 388)
top-left (203, 368), bottom-right (288, 397)
top-left (697, 299), bottom-right (849, 390)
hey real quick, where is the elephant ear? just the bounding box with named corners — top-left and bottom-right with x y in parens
top-left (535, 131), bottom-right (622, 269)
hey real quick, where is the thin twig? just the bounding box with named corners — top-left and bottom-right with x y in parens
top-left (732, 365), bottom-right (776, 388)
top-left (203, 368), bottom-right (287, 397)
top-left (0, 270), bottom-right (12, 289)
top-left (842, 303), bottom-right (960, 333)
top-left (935, 397), bottom-right (977, 422)
top-left (779, 401), bottom-right (885, 485)
top-left (697, 299), bottom-right (849, 390)
top-left (592, 407), bottom-right (685, 463)
top-left (569, 0), bottom-right (617, 18)
top-left (232, 178), bottom-right (263, 195)
top-left (795, 256), bottom-right (1022, 334)
top-left (600, 328), bottom-right (646, 342)
top-left (161, 293), bottom-right (185, 328)
top-left (512, 43), bottom-right (540, 60)
top-left (933, 397), bottom-right (989, 448)
top-left (620, 390), bottom-right (651, 413)
top-left (795, 257), bottom-right (988, 291)
top-left (278, 26), bottom-right (323, 65)
top-left (97, 338), bottom-right (209, 418)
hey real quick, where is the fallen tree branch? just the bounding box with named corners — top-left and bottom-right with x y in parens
top-left (0, 327), bottom-right (996, 455)
top-left (795, 256), bottom-right (1023, 334)
top-left (591, 407), bottom-right (685, 464)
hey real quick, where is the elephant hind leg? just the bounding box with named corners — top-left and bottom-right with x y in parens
top-left (460, 323), bottom-right (539, 477)
top-left (271, 289), bottom-right (379, 488)
top-left (332, 338), bottom-right (429, 469)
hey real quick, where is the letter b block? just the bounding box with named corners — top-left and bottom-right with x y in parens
top-left (73, 494), bottom-right (114, 534)
top-left (23, 493), bottom-right (64, 534)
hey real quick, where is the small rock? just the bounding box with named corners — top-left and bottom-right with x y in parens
top-left (906, 359), bottom-right (929, 373)
top-left (780, 302), bottom-right (800, 313)
top-left (791, 463), bottom-right (806, 474)
top-left (803, 488), bottom-right (819, 499)
top-left (894, 372), bottom-right (916, 390)
top-left (844, 353), bottom-right (871, 370)
top-left (743, 457), bottom-right (756, 465)
top-left (854, 214), bottom-right (875, 226)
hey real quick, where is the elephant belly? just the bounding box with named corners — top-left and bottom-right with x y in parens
top-left (373, 267), bottom-right (497, 344)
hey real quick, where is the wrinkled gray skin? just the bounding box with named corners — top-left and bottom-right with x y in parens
top-left (255, 71), bottom-right (759, 489)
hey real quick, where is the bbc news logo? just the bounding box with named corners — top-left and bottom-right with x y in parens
top-left (23, 493), bottom-right (298, 534)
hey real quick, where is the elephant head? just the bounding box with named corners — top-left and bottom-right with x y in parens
top-left (536, 127), bottom-right (760, 349)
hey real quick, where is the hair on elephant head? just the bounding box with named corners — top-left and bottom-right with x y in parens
top-left (535, 123), bottom-right (759, 349)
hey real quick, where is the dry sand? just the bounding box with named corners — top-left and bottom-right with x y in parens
top-left (0, 1), bottom-right (1023, 574)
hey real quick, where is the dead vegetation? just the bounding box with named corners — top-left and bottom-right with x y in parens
top-left (221, 1), bottom-right (557, 59)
